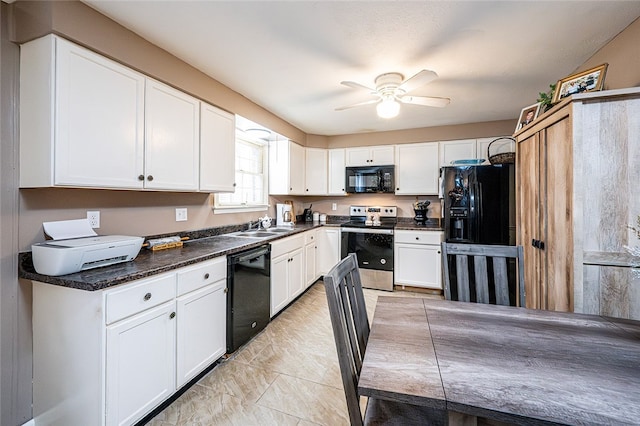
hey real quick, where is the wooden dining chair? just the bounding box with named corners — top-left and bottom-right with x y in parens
top-left (324, 253), bottom-right (446, 426)
top-left (441, 243), bottom-right (526, 307)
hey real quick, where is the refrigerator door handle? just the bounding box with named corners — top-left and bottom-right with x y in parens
top-left (476, 182), bottom-right (484, 239)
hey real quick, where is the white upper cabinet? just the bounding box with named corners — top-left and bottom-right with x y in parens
top-left (346, 145), bottom-right (395, 166)
top-left (144, 79), bottom-right (200, 191)
top-left (305, 148), bottom-right (327, 195)
top-left (20, 35), bottom-right (146, 189)
top-left (328, 148), bottom-right (346, 195)
top-left (439, 139), bottom-right (477, 167)
top-left (199, 103), bottom-right (236, 192)
top-left (395, 143), bottom-right (440, 195)
top-left (19, 35), bottom-right (232, 192)
top-left (269, 138), bottom-right (305, 195)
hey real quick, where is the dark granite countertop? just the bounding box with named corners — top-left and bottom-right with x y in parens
top-left (19, 216), bottom-right (439, 291)
top-left (19, 222), bottom-right (325, 291)
top-left (395, 217), bottom-right (444, 231)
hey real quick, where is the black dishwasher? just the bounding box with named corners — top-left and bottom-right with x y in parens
top-left (226, 244), bottom-right (271, 353)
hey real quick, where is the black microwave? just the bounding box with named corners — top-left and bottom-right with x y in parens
top-left (345, 165), bottom-right (395, 193)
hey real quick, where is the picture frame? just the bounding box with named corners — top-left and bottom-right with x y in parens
top-left (515, 102), bottom-right (542, 133)
top-left (552, 63), bottom-right (608, 103)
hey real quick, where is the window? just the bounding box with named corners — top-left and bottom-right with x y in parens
top-left (214, 129), bottom-right (269, 213)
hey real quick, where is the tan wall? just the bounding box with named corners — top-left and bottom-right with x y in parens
top-left (322, 119), bottom-right (515, 148)
top-left (577, 17), bottom-right (640, 89)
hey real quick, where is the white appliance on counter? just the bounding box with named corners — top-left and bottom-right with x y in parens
top-left (32, 235), bottom-right (144, 276)
top-left (276, 203), bottom-right (294, 227)
top-left (31, 218), bottom-right (144, 276)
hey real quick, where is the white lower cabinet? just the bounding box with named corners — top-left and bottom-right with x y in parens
top-left (176, 280), bottom-right (226, 388)
top-left (304, 230), bottom-right (318, 287)
top-left (394, 230), bottom-right (444, 289)
top-left (270, 232), bottom-right (309, 317)
top-left (32, 257), bottom-right (227, 426)
top-left (106, 301), bottom-right (176, 426)
top-left (317, 227), bottom-right (341, 276)
top-left (271, 234), bottom-right (305, 317)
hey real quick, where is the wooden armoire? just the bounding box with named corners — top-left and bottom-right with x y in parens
top-left (514, 88), bottom-right (640, 317)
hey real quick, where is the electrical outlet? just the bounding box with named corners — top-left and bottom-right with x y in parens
top-left (175, 208), bottom-right (188, 222)
top-left (87, 211), bottom-right (100, 228)
top-left (332, 203), bottom-right (337, 211)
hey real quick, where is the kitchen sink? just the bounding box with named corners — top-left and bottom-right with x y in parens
top-left (228, 227), bottom-right (295, 239)
top-left (232, 231), bottom-right (278, 238)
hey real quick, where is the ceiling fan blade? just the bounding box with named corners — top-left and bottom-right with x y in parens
top-left (340, 80), bottom-right (376, 93)
top-left (398, 69), bottom-right (438, 94)
top-left (335, 98), bottom-right (380, 111)
top-left (399, 95), bottom-right (450, 108)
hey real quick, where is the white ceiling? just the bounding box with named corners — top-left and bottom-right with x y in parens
top-left (83, 1), bottom-right (640, 136)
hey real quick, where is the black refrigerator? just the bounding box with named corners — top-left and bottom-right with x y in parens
top-left (441, 164), bottom-right (515, 245)
top-left (441, 164), bottom-right (517, 304)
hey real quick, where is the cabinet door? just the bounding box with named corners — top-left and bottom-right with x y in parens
top-left (288, 142), bottom-right (306, 194)
top-left (371, 146), bottom-right (395, 165)
top-left (270, 254), bottom-right (289, 317)
top-left (289, 248), bottom-right (305, 299)
top-left (544, 117), bottom-right (573, 312)
top-left (346, 147), bottom-right (371, 166)
top-left (439, 139), bottom-right (476, 166)
top-left (106, 301), bottom-right (176, 426)
top-left (395, 143), bottom-right (439, 195)
top-left (200, 103), bottom-right (235, 192)
top-left (517, 133), bottom-right (542, 309)
top-left (317, 228), bottom-right (341, 275)
top-left (476, 137), bottom-right (493, 165)
top-left (394, 243), bottom-right (442, 289)
top-left (328, 149), bottom-right (346, 195)
top-left (176, 281), bottom-right (226, 388)
top-left (305, 148), bottom-right (327, 195)
top-left (145, 79), bottom-right (200, 191)
top-left (305, 241), bottom-right (317, 287)
top-left (55, 37), bottom-right (145, 188)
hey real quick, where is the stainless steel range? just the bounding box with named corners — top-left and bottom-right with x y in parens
top-left (341, 206), bottom-right (397, 291)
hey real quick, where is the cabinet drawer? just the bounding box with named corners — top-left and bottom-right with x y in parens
top-left (106, 273), bottom-right (176, 324)
top-left (177, 256), bottom-right (226, 296)
top-left (271, 234), bottom-right (305, 258)
top-left (394, 230), bottom-right (443, 245)
top-left (304, 230), bottom-right (317, 245)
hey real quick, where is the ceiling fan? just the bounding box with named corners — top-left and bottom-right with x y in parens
top-left (336, 69), bottom-right (450, 118)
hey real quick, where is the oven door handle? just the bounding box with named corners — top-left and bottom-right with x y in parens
top-left (341, 227), bottom-right (394, 235)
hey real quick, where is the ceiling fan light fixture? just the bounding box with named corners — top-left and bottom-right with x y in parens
top-left (376, 98), bottom-right (400, 119)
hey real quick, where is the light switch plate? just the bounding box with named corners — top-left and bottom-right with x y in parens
top-left (175, 208), bottom-right (188, 222)
top-left (332, 203), bottom-right (337, 211)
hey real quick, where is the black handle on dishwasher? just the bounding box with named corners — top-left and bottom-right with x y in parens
top-left (230, 245), bottom-right (270, 264)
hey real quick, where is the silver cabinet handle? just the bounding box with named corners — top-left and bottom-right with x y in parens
top-left (143, 292), bottom-right (152, 301)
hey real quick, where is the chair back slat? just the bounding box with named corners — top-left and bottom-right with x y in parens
top-left (473, 255), bottom-right (489, 304)
top-left (492, 257), bottom-right (510, 306)
top-left (324, 253), bottom-right (369, 426)
top-left (455, 255), bottom-right (471, 303)
top-left (442, 243), bottom-right (526, 307)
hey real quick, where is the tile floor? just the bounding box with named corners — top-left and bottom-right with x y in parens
top-left (148, 281), bottom-right (441, 426)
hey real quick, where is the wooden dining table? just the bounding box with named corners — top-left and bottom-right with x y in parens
top-left (358, 296), bottom-right (640, 425)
